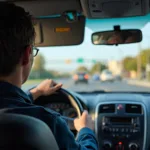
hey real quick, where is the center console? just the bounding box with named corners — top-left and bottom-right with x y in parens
top-left (95, 102), bottom-right (146, 150)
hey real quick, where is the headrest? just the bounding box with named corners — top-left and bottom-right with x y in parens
top-left (0, 113), bottom-right (59, 150)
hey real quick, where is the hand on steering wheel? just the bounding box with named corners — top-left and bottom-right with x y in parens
top-left (30, 79), bottom-right (62, 101)
top-left (31, 80), bottom-right (94, 132)
top-left (74, 110), bottom-right (94, 131)
top-left (58, 89), bottom-right (94, 132)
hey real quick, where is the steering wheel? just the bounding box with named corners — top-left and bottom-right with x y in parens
top-left (56, 88), bottom-right (84, 130)
top-left (58, 88), bottom-right (84, 116)
top-left (34, 87), bottom-right (84, 130)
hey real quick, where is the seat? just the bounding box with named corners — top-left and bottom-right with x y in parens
top-left (0, 113), bottom-right (59, 150)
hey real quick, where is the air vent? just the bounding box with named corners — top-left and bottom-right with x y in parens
top-left (99, 104), bottom-right (115, 113)
top-left (125, 104), bottom-right (142, 114)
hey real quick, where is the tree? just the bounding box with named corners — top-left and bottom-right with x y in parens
top-left (139, 49), bottom-right (150, 69)
top-left (76, 66), bottom-right (89, 72)
top-left (122, 49), bottom-right (150, 72)
top-left (32, 54), bottom-right (45, 72)
top-left (30, 54), bottom-right (47, 79)
top-left (123, 57), bottom-right (137, 71)
top-left (91, 63), bottom-right (107, 74)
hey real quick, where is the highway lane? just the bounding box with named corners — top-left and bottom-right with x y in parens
top-left (22, 78), bottom-right (150, 93)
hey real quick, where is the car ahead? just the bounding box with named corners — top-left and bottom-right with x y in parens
top-left (73, 72), bottom-right (89, 84)
top-left (100, 70), bottom-right (114, 82)
top-left (92, 74), bottom-right (100, 81)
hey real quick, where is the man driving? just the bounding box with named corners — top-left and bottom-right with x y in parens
top-left (0, 2), bottom-right (98, 150)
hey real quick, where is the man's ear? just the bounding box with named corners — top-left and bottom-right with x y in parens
top-left (21, 46), bottom-right (32, 66)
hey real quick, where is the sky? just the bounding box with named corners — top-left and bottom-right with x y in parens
top-left (37, 14), bottom-right (150, 72)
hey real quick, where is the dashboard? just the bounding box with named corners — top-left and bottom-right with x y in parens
top-left (35, 92), bottom-right (78, 119)
top-left (75, 92), bottom-right (150, 150)
top-left (35, 91), bottom-right (150, 150)
top-left (44, 102), bottom-right (77, 118)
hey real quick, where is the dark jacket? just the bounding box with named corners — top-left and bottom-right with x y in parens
top-left (0, 81), bottom-right (98, 150)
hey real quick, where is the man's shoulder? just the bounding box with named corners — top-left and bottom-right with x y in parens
top-left (0, 104), bottom-right (61, 122)
top-left (0, 104), bottom-right (66, 135)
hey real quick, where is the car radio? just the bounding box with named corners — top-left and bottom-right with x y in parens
top-left (103, 117), bottom-right (138, 126)
top-left (96, 103), bottom-right (145, 150)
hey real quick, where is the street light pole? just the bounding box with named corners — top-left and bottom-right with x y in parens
top-left (117, 47), bottom-right (124, 76)
top-left (137, 43), bottom-right (142, 79)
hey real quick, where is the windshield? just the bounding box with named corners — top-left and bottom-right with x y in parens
top-left (23, 14), bottom-right (150, 93)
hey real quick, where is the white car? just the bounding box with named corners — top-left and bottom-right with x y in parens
top-left (101, 70), bottom-right (114, 82)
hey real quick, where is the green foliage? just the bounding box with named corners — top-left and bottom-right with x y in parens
top-left (29, 54), bottom-right (71, 79)
top-left (91, 62), bottom-right (107, 74)
top-left (139, 49), bottom-right (150, 69)
top-left (123, 49), bottom-right (150, 72)
top-left (32, 54), bottom-right (45, 72)
top-left (29, 70), bottom-right (54, 79)
top-left (76, 66), bottom-right (89, 72)
top-left (123, 57), bottom-right (137, 71)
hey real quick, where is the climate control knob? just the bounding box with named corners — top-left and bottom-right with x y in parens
top-left (103, 141), bottom-right (112, 150)
top-left (129, 143), bottom-right (139, 150)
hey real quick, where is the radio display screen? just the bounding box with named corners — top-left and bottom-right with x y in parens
top-left (110, 117), bottom-right (131, 123)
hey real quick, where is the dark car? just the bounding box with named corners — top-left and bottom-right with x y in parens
top-left (73, 72), bottom-right (89, 84)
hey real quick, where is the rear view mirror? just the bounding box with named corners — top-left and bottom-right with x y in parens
top-left (92, 29), bottom-right (142, 45)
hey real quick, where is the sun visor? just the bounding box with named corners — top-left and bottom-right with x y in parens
top-left (34, 16), bottom-right (85, 47)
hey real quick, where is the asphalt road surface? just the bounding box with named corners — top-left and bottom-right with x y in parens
top-left (22, 78), bottom-right (150, 93)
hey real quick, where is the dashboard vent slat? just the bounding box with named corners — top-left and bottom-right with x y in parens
top-left (125, 104), bottom-right (142, 114)
top-left (99, 104), bottom-right (115, 113)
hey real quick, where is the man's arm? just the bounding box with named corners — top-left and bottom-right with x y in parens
top-left (50, 115), bottom-right (98, 150)
top-left (27, 79), bottom-right (98, 149)
top-left (25, 91), bottom-right (99, 149)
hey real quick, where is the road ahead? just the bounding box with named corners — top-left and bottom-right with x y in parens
top-left (22, 79), bottom-right (150, 92)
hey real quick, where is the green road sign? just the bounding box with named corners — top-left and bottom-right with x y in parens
top-left (92, 59), bottom-right (97, 63)
top-left (77, 58), bottom-right (84, 63)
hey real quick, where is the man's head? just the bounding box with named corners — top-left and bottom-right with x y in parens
top-left (0, 3), bottom-right (35, 84)
top-left (107, 32), bottom-right (124, 44)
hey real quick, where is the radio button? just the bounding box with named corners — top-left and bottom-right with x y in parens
top-left (121, 128), bottom-right (125, 132)
top-left (133, 129), bottom-right (139, 133)
top-left (103, 141), bottom-right (112, 150)
top-left (112, 128), bottom-right (116, 132)
top-left (130, 129), bottom-right (133, 133)
top-left (126, 128), bottom-right (129, 132)
top-left (129, 143), bottom-right (139, 150)
top-left (103, 127), bottom-right (109, 133)
top-left (102, 122), bottom-right (106, 126)
top-left (133, 123), bottom-right (139, 128)
top-left (116, 128), bottom-right (119, 132)
top-left (126, 134), bottom-right (130, 138)
top-left (112, 134), bottom-right (116, 138)
top-left (103, 127), bottom-right (111, 133)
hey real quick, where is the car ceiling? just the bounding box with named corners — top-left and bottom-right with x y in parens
top-left (4, 0), bottom-right (82, 17)
top-left (3, 0), bottom-right (150, 48)
top-left (3, 0), bottom-right (150, 18)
